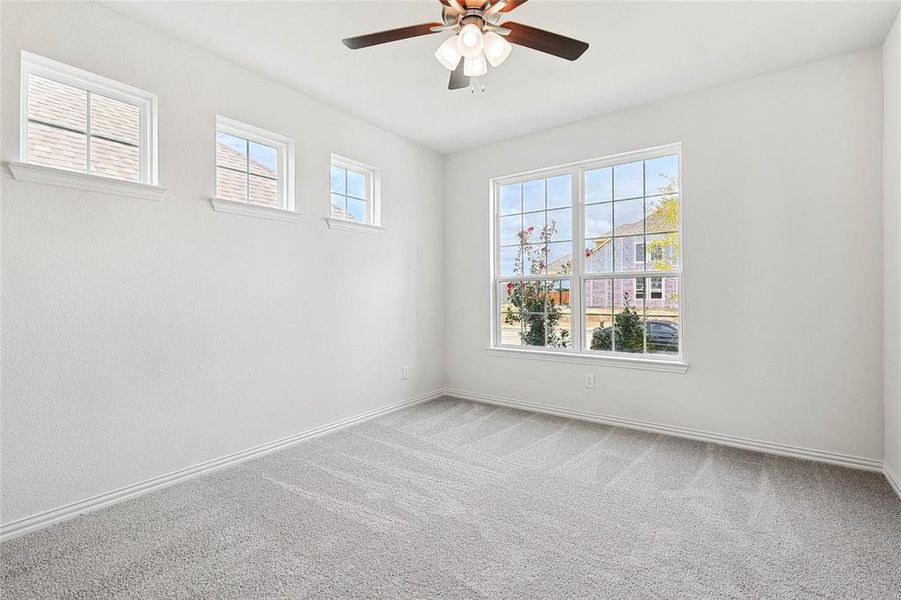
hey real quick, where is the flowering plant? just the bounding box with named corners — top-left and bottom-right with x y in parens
top-left (503, 221), bottom-right (570, 348)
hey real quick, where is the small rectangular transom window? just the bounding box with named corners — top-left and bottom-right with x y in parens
top-left (330, 155), bottom-right (380, 226)
top-left (20, 51), bottom-right (158, 184)
top-left (215, 116), bottom-right (294, 210)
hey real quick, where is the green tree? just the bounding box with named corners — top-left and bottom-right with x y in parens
top-left (645, 177), bottom-right (680, 272)
top-left (589, 291), bottom-right (648, 353)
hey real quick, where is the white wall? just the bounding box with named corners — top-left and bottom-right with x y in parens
top-left (885, 13), bottom-right (901, 483)
top-left (445, 48), bottom-right (885, 462)
top-left (0, 2), bottom-right (445, 525)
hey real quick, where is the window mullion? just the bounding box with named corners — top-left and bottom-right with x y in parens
top-left (572, 165), bottom-right (584, 354)
top-left (244, 139), bottom-right (250, 203)
top-left (86, 93), bottom-right (92, 174)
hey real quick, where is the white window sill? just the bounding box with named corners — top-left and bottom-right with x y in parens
top-left (326, 218), bottom-right (384, 235)
top-left (209, 197), bottom-right (300, 223)
top-left (7, 162), bottom-right (165, 201)
top-left (487, 346), bottom-right (689, 373)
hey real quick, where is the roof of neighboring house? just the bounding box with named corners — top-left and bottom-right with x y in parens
top-left (27, 75), bottom-right (279, 199)
top-left (215, 142), bottom-right (278, 204)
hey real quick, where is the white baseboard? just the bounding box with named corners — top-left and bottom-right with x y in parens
top-left (885, 463), bottom-right (901, 502)
top-left (445, 388), bottom-right (884, 472)
top-left (0, 389), bottom-right (445, 542)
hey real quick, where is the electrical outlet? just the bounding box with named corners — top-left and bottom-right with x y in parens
top-left (402, 366), bottom-right (409, 380)
top-left (584, 373), bottom-right (595, 389)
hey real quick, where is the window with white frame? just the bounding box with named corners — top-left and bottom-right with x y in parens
top-left (20, 51), bottom-right (157, 184)
top-left (215, 116), bottom-right (294, 210)
top-left (330, 155), bottom-right (379, 226)
top-left (494, 145), bottom-right (682, 359)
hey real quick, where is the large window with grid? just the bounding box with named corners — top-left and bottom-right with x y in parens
top-left (215, 116), bottom-right (294, 211)
top-left (493, 145), bottom-right (682, 361)
top-left (20, 51), bottom-right (157, 184)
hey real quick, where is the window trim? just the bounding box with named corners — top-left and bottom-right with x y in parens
top-left (327, 153), bottom-right (382, 232)
top-left (18, 50), bottom-right (159, 187)
top-left (489, 143), bottom-right (686, 371)
top-left (214, 115), bottom-right (296, 215)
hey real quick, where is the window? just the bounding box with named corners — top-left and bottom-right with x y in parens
top-left (19, 51), bottom-right (157, 184)
top-left (329, 155), bottom-right (380, 228)
top-left (215, 116), bottom-right (294, 211)
top-left (493, 145), bottom-right (682, 363)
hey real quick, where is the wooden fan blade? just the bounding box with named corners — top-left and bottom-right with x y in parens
top-left (502, 21), bottom-right (589, 61)
top-left (500, 0), bottom-right (528, 12)
top-left (342, 22), bottom-right (443, 49)
top-left (448, 61), bottom-right (470, 90)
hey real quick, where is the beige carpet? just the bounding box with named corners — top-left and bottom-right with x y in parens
top-left (2, 397), bottom-right (900, 598)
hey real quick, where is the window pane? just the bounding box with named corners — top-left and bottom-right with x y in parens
top-left (90, 137), bottom-right (139, 181)
top-left (614, 235), bottom-right (645, 272)
top-left (585, 202), bottom-right (613, 238)
top-left (521, 312), bottom-right (547, 347)
top-left (331, 193), bottom-right (347, 219)
top-left (613, 278), bottom-right (645, 353)
top-left (90, 93), bottom-right (139, 146)
top-left (546, 174), bottom-right (571, 209)
top-left (521, 280), bottom-right (547, 313)
top-left (522, 245), bottom-right (545, 275)
top-left (585, 167), bottom-right (612, 204)
top-left (217, 167), bottom-right (247, 203)
top-left (26, 121), bottom-right (86, 172)
top-left (646, 195), bottom-right (679, 234)
top-left (546, 208), bottom-right (571, 242)
top-left (645, 154), bottom-right (679, 196)
top-left (347, 198), bottom-right (368, 223)
top-left (613, 198), bottom-right (644, 233)
top-left (585, 238), bottom-right (613, 273)
top-left (522, 179), bottom-right (545, 212)
top-left (546, 242), bottom-right (572, 275)
top-left (585, 279), bottom-right (613, 351)
top-left (645, 233), bottom-right (680, 271)
top-left (613, 161), bottom-right (643, 200)
top-left (646, 276), bottom-right (679, 354)
top-left (499, 282), bottom-right (523, 346)
top-left (330, 166), bottom-right (346, 194)
top-left (249, 174), bottom-right (279, 207)
top-left (500, 246), bottom-right (521, 276)
top-left (216, 132), bottom-right (247, 171)
top-left (522, 211), bottom-right (545, 239)
top-left (500, 214), bottom-right (522, 246)
top-left (28, 75), bottom-right (87, 131)
top-left (249, 142), bottom-right (278, 178)
top-left (347, 169), bottom-right (368, 200)
top-left (500, 183), bottom-right (522, 215)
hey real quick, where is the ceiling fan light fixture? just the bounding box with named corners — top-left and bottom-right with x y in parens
top-left (463, 53), bottom-right (488, 77)
top-left (434, 35), bottom-right (462, 70)
top-left (483, 31), bottom-right (512, 67)
top-left (456, 23), bottom-right (484, 59)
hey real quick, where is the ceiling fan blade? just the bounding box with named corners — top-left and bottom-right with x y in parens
top-left (342, 22), bottom-right (443, 49)
top-left (500, 0), bottom-right (528, 12)
top-left (502, 21), bottom-right (589, 61)
top-left (448, 62), bottom-right (470, 90)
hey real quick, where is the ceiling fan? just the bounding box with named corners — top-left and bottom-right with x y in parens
top-left (341, 0), bottom-right (589, 90)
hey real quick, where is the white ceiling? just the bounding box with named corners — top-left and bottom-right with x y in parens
top-left (106, 1), bottom-right (901, 154)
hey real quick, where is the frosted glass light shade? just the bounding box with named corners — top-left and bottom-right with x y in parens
top-left (456, 24), bottom-right (484, 59)
top-left (434, 36), bottom-right (462, 71)
top-left (463, 53), bottom-right (488, 77)
top-left (483, 31), bottom-right (512, 67)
